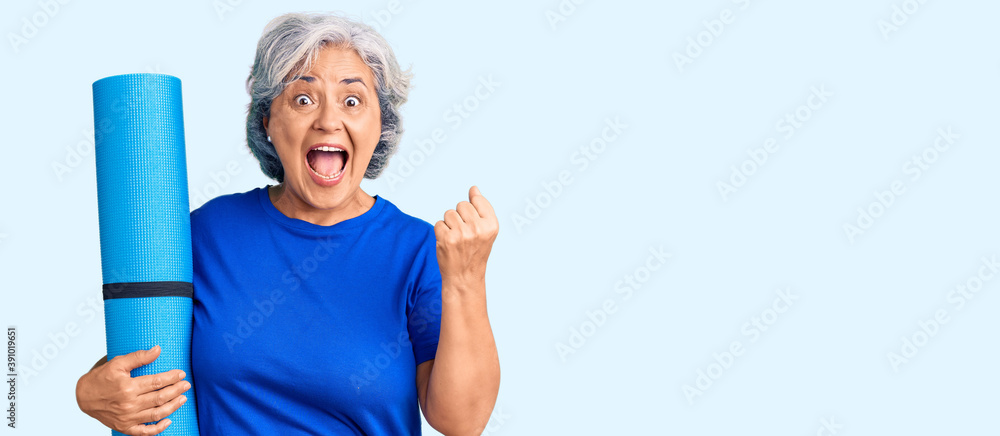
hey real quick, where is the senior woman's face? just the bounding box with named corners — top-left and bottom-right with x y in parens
top-left (264, 45), bottom-right (381, 215)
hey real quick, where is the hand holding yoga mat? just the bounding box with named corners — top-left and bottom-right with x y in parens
top-left (94, 73), bottom-right (199, 436)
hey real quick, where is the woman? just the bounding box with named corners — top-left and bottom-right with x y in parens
top-left (76, 12), bottom-right (500, 435)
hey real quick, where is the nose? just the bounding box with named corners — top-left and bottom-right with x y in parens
top-left (312, 99), bottom-right (344, 133)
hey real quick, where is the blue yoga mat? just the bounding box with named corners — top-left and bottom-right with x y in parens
top-left (93, 73), bottom-right (199, 436)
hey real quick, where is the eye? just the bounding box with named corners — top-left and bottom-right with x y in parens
top-left (295, 94), bottom-right (313, 106)
top-left (345, 96), bottom-right (361, 107)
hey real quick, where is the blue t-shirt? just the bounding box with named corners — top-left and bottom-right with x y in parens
top-left (190, 187), bottom-right (442, 435)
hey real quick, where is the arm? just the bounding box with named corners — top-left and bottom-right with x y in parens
top-left (419, 186), bottom-right (501, 435)
top-left (418, 281), bottom-right (499, 435)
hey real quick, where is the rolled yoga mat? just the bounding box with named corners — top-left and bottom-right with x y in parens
top-left (94, 73), bottom-right (199, 436)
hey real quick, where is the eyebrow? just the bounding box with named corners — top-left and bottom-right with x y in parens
top-left (295, 76), bottom-right (366, 88)
top-left (340, 77), bottom-right (366, 87)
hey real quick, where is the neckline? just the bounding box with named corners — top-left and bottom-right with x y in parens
top-left (256, 186), bottom-right (385, 233)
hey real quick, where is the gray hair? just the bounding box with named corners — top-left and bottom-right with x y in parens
top-left (245, 12), bottom-right (412, 181)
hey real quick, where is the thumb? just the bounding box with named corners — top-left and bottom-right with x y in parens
top-left (114, 345), bottom-right (161, 373)
top-left (469, 185), bottom-right (481, 200)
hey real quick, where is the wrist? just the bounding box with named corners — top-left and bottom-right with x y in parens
top-left (442, 281), bottom-right (487, 311)
top-left (442, 275), bottom-right (485, 295)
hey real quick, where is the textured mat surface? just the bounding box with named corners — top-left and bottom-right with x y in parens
top-left (94, 73), bottom-right (199, 436)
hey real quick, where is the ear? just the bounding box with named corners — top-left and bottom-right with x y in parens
top-left (262, 115), bottom-right (269, 134)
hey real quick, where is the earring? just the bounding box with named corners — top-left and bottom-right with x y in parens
top-left (267, 135), bottom-right (272, 142)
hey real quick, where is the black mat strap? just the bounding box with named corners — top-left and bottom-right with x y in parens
top-left (103, 281), bottom-right (193, 300)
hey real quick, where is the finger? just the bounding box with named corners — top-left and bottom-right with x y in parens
top-left (469, 185), bottom-right (488, 202)
top-left (130, 393), bottom-right (186, 430)
top-left (468, 186), bottom-right (496, 220)
top-left (456, 201), bottom-right (479, 223)
top-left (112, 345), bottom-right (161, 373)
top-left (136, 369), bottom-right (186, 395)
top-left (443, 209), bottom-right (463, 229)
top-left (434, 220), bottom-right (448, 240)
top-left (123, 418), bottom-right (171, 436)
top-left (136, 378), bottom-right (190, 410)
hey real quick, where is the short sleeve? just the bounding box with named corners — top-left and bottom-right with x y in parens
top-left (406, 229), bottom-right (443, 365)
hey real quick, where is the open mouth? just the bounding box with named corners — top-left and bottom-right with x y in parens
top-left (306, 145), bottom-right (348, 180)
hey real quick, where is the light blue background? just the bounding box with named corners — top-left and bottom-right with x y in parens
top-left (1, 0), bottom-right (998, 434)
